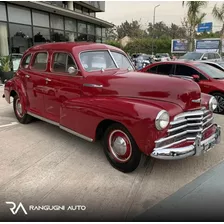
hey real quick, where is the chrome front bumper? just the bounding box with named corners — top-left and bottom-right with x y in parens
top-left (150, 125), bottom-right (221, 160)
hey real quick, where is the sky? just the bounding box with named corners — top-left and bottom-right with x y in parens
top-left (97, 1), bottom-right (223, 32)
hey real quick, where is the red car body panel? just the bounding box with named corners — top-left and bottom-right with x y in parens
top-left (3, 43), bottom-right (215, 155)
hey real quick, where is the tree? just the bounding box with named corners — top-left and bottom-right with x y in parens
top-left (105, 27), bottom-right (118, 41)
top-left (212, 3), bottom-right (224, 38)
top-left (182, 1), bottom-right (207, 51)
top-left (116, 20), bottom-right (145, 39)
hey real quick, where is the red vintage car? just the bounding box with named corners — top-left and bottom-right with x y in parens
top-left (2, 43), bottom-right (221, 173)
top-left (140, 61), bottom-right (224, 114)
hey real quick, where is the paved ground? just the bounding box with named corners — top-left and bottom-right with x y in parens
top-left (135, 160), bottom-right (224, 221)
top-left (0, 84), bottom-right (224, 221)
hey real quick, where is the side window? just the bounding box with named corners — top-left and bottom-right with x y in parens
top-left (147, 65), bottom-right (158, 73)
top-left (52, 53), bottom-right (76, 73)
top-left (21, 54), bottom-right (31, 69)
top-left (208, 53), bottom-right (215, 59)
top-left (157, 64), bottom-right (173, 75)
top-left (215, 53), bottom-right (220, 59)
top-left (203, 53), bottom-right (208, 59)
top-left (175, 65), bottom-right (199, 76)
top-left (32, 52), bottom-right (48, 71)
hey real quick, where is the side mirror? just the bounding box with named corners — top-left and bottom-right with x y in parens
top-left (202, 57), bottom-right (208, 60)
top-left (192, 74), bottom-right (200, 82)
top-left (68, 66), bottom-right (78, 75)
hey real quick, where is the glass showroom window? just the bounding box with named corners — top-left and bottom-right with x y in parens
top-left (32, 10), bottom-right (50, 28)
top-left (50, 14), bottom-right (64, 30)
top-left (51, 29), bottom-right (65, 42)
top-left (8, 4), bottom-right (31, 25)
top-left (9, 24), bottom-right (33, 54)
top-left (65, 32), bottom-right (77, 42)
top-left (76, 33), bottom-right (87, 42)
top-left (0, 22), bottom-right (9, 56)
top-left (0, 2), bottom-right (7, 21)
top-left (33, 27), bottom-right (50, 45)
top-left (65, 18), bottom-right (76, 32)
top-left (78, 22), bottom-right (87, 34)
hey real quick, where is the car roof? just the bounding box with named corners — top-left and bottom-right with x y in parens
top-left (149, 60), bottom-right (201, 66)
top-left (25, 42), bottom-right (124, 54)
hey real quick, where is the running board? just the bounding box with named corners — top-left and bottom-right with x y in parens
top-left (27, 112), bottom-right (93, 142)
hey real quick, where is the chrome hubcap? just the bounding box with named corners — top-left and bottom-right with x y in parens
top-left (16, 98), bottom-right (23, 117)
top-left (215, 96), bottom-right (224, 113)
top-left (112, 136), bottom-right (127, 156)
top-left (108, 130), bottom-right (132, 163)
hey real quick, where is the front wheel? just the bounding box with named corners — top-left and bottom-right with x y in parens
top-left (212, 92), bottom-right (224, 114)
top-left (13, 95), bottom-right (32, 124)
top-left (103, 123), bottom-right (141, 173)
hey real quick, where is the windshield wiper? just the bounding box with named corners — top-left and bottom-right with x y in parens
top-left (213, 77), bottom-right (224, 80)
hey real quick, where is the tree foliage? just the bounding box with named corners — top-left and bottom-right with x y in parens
top-left (212, 3), bottom-right (224, 37)
top-left (182, 1), bottom-right (208, 51)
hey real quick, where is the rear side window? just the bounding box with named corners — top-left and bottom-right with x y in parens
top-left (157, 64), bottom-right (173, 75)
top-left (147, 65), bottom-right (158, 73)
top-left (175, 65), bottom-right (198, 76)
top-left (208, 53), bottom-right (215, 59)
top-left (215, 53), bottom-right (220, 59)
top-left (21, 54), bottom-right (31, 69)
top-left (32, 52), bottom-right (48, 71)
top-left (52, 53), bottom-right (76, 73)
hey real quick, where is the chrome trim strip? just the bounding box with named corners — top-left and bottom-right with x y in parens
top-left (27, 112), bottom-right (93, 142)
top-left (27, 112), bottom-right (58, 126)
top-left (168, 122), bottom-right (203, 133)
top-left (203, 114), bottom-right (212, 121)
top-left (60, 126), bottom-right (93, 142)
top-left (108, 50), bottom-right (119, 68)
top-left (155, 128), bottom-right (203, 144)
top-left (83, 83), bottom-right (103, 88)
top-left (203, 116), bottom-right (214, 127)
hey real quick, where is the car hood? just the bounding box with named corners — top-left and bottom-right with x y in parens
top-left (89, 71), bottom-right (202, 111)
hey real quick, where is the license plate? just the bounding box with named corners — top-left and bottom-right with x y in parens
top-left (203, 138), bottom-right (216, 153)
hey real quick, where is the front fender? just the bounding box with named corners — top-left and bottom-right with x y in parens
top-left (60, 96), bottom-right (182, 155)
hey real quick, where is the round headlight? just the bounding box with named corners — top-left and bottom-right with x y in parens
top-left (209, 96), bottom-right (218, 111)
top-left (155, 110), bottom-right (170, 130)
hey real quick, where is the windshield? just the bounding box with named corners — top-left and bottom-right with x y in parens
top-left (80, 50), bottom-right (134, 72)
top-left (195, 63), bottom-right (224, 79)
top-left (180, 52), bottom-right (203, 60)
top-left (111, 51), bottom-right (134, 71)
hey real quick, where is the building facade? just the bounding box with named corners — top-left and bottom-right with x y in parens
top-left (0, 1), bottom-right (113, 57)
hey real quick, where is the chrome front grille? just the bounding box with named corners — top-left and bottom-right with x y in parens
top-left (155, 108), bottom-right (214, 150)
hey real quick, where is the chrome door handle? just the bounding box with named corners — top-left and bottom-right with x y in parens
top-left (45, 78), bottom-right (51, 82)
top-left (25, 74), bottom-right (30, 78)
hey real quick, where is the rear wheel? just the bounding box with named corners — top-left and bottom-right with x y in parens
top-left (212, 92), bottom-right (224, 114)
top-left (103, 123), bottom-right (141, 173)
top-left (13, 95), bottom-right (32, 124)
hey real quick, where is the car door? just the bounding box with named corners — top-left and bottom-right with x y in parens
top-left (174, 64), bottom-right (210, 93)
top-left (21, 51), bottom-right (47, 116)
top-left (43, 51), bottom-right (83, 124)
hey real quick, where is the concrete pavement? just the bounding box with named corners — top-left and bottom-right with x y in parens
top-left (0, 84), bottom-right (224, 221)
top-left (135, 160), bottom-right (224, 221)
